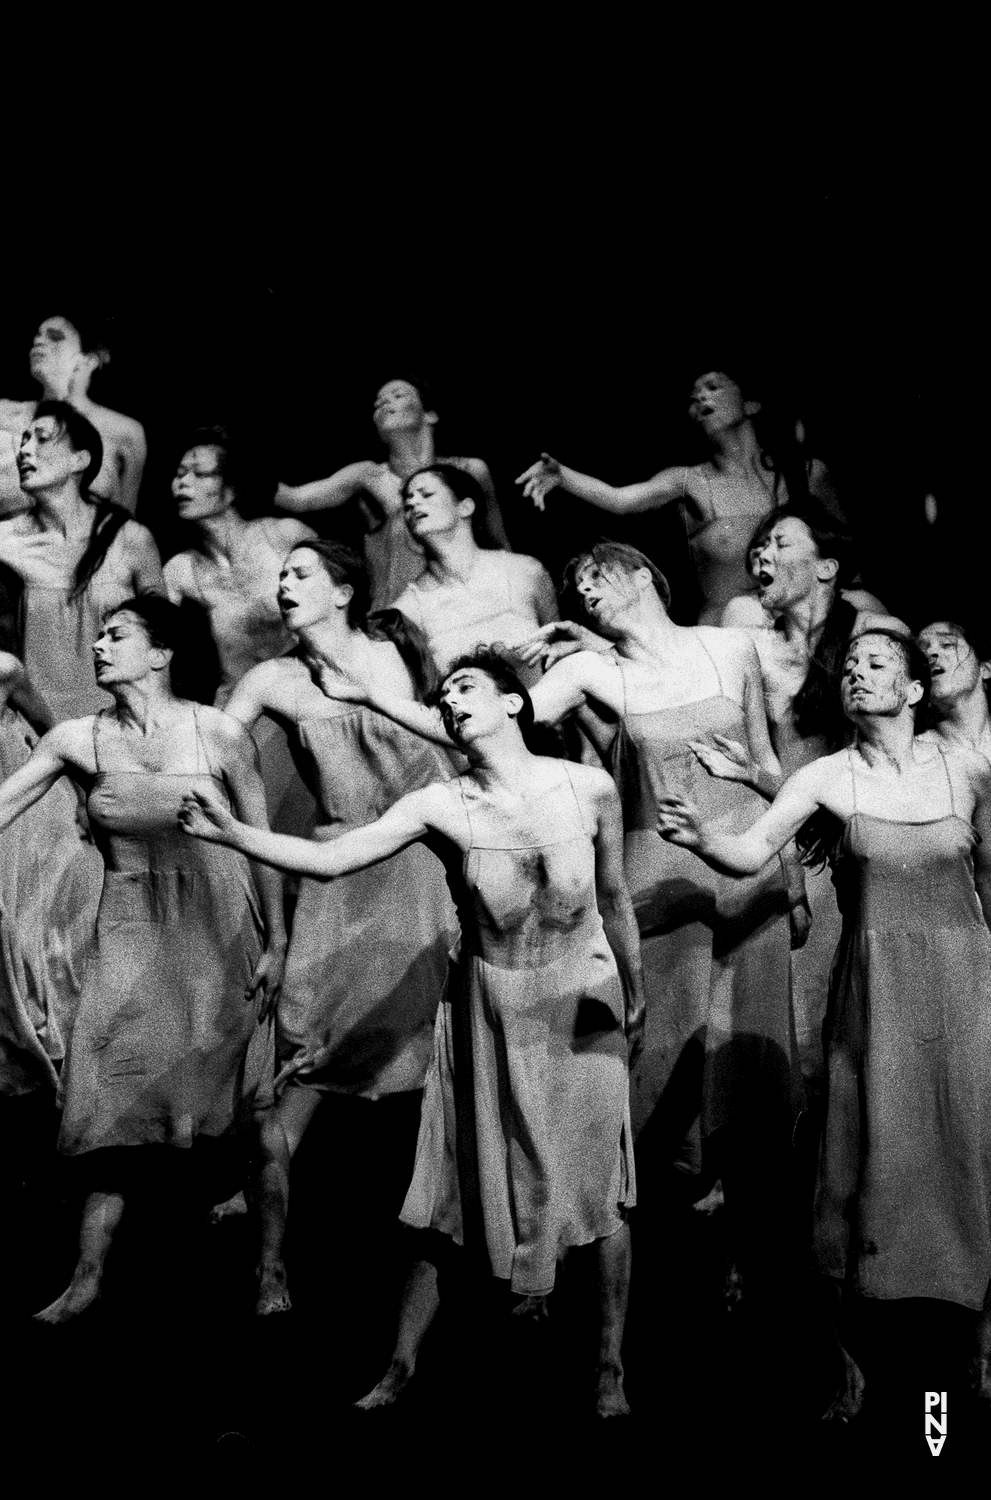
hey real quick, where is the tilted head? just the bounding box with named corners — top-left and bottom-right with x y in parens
top-left (748, 503), bottom-right (854, 611)
top-left (372, 376), bottom-right (438, 439)
top-left (17, 399), bottom-right (103, 497)
top-left (172, 425), bottom-right (274, 522)
top-left (841, 628), bottom-right (930, 724)
top-left (916, 619), bottom-right (991, 710)
top-left (563, 539), bottom-right (671, 636)
top-left (93, 595), bottom-right (185, 690)
top-left (278, 540), bottom-right (370, 634)
top-left (29, 313), bottom-right (111, 395)
top-left (401, 463), bottom-right (485, 543)
top-left (435, 648), bottom-right (535, 749)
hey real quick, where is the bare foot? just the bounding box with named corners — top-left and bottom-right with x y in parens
top-left (822, 1346), bottom-right (865, 1423)
top-left (511, 1294), bottom-right (550, 1321)
top-left (33, 1271), bottom-right (101, 1325)
top-left (354, 1359), bottom-right (414, 1411)
top-left (595, 1361), bottom-right (631, 1418)
top-left (692, 1178), bottom-right (725, 1215)
top-left (255, 1262), bottom-right (291, 1316)
top-left (209, 1191), bottom-right (248, 1224)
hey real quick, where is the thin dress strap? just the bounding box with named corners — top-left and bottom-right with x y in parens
top-left (848, 747), bottom-right (858, 813)
top-left (192, 704), bottom-right (218, 778)
top-left (936, 742), bottom-right (957, 818)
top-left (560, 760), bottom-right (589, 836)
top-left (457, 775), bottom-right (476, 848)
top-left (92, 708), bottom-right (109, 772)
top-left (695, 632), bottom-right (728, 699)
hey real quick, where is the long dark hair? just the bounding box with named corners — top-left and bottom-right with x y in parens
top-left (399, 463), bottom-right (490, 547)
top-left (101, 595), bottom-right (195, 696)
top-left (32, 400), bottom-right (129, 602)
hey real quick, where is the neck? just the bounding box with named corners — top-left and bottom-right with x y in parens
top-left (710, 418), bottom-right (761, 469)
top-left (193, 508), bottom-right (247, 560)
top-left (778, 583), bottom-right (836, 647)
top-left (853, 710), bottom-right (919, 770)
top-left (465, 728), bottom-right (535, 789)
top-left (614, 594), bottom-right (683, 661)
top-left (424, 525), bottom-right (480, 583)
top-left (386, 427), bottom-right (435, 478)
top-left (110, 678), bottom-right (175, 730)
top-left (33, 480), bottom-right (91, 536)
top-left (932, 689), bottom-right (991, 749)
top-left (297, 612), bottom-right (362, 662)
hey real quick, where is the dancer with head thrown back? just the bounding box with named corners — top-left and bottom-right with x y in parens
top-left (326, 540), bottom-right (801, 1301)
top-left (163, 426), bottom-right (317, 833)
top-left (220, 540), bottom-right (457, 1201)
top-left (656, 627), bottom-right (991, 1416)
top-left (0, 594), bottom-right (289, 1321)
top-left (387, 463), bottom-right (557, 683)
top-left (917, 618), bottom-right (991, 763)
top-left (517, 368), bottom-right (844, 626)
top-left (0, 313), bottom-right (147, 517)
top-left (180, 649), bottom-right (643, 1418)
top-left (276, 376), bottom-right (510, 609)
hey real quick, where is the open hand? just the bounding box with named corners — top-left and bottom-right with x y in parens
top-left (656, 793), bottom-right (706, 849)
top-left (178, 784), bottom-right (237, 843)
top-left (305, 652), bottom-right (369, 705)
top-left (689, 734), bottom-right (753, 785)
top-left (515, 453), bottom-right (562, 511)
top-left (509, 619), bottom-right (611, 671)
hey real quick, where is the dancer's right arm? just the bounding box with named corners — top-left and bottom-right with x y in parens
top-left (180, 779), bottom-right (447, 877)
top-left (275, 461), bottom-right (378, 513)
top-left (516, 453), bottom-right (690, 515)
top-left (0, 724), bottom-right (82, 832)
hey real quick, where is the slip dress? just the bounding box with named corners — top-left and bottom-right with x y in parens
top-left (401, 763), bottom-right (635, 1297)
top-left (813, 747), bottom-right (991, 1308)
top-left (58, 706), bottom-right (273, 1154)
top-left (276, 663), bottom-right (458, 1097)
top-left (609, 635), bottom-right (799, 1161)
top-left (683, 464), bottom-right (781, 625)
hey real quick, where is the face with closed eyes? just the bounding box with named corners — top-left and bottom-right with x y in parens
top-left (16, 414), bottom-right (90, 493)
top-left (277, 547), bottom-right (350, 632)
top-left (373, 380), bottom-right (433, 437)
top-left (841, 634), bottom-right (921, 720)
top-left (402, 471), bottom-right (472, 540)
top-left (751, 515), bottom-right (834, 609)
top-left (28, 316), bottom-right (91, 394)
top-left (918, 622), bottom-right (990, 706)
top-left (171, 446), bottom-right (235, 523)
top-left (438, 668), bottom-right (522, 746)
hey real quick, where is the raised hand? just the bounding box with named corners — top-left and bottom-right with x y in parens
top-left (510, 620), bottom-right (610, 671)
top-left (656, 793), bottom-right (707, 849)
top-left (178, 785), bottom-right (237, 843)
top-left (689, 734), bottom-right (753, 784)
top-left (304, 651), bottom-right (369, 705)
top-left (515, 453), bottom-right (563, 511)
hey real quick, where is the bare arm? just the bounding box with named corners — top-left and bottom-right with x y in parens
top-left (739, 640), bottom-right (782, 782)
top-left (123, 522), bottom-right (165, 594)
top-left (0, 726), bottom-right (79, 832)
top-left (116, 423), bottom-right (148, 517)
top-left (529, 652), bottom-right (612, 727)
top-left (516, 453), bottom-right (689, 516)
top-left (275, 460), bottom-right (378, 514)
top-left (179, 780), bottom-right (440, 877)
top-left (592, 774), bottom-right (645, 1064)
top-left (657, 760), bottom-right (825, 876)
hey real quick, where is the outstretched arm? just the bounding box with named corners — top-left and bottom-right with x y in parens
top-left (116, 423), bottom-right (148, 517)
top-left (592, 776), bottom-right (646, 1065)
top-left (180, 780), bottom-right (439, 877)
top-left (275, 460), bottom-right (377, 514)
top-left (516, 453), bottom-right (689, 516)
top-left (657, 760), bottom-right (824, 875)
top-left (0, 726), bottom-right (78, 833)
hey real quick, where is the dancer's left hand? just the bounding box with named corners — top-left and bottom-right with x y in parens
top-left (246, 943), bottom-right (286, 1022)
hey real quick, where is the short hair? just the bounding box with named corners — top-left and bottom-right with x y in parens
top-left (747, 503), bottom-right (856, 589)
top-left (434, 648), bottom-right (536, 744)
top-left (33, 399), bottom-right (104, 495)
top-left (287, 538), bottom-right (371, 629)
top-left (180, 425), bottom-right (276, 517)
top-left (562, 539), bottom-right (672, 616)
top-left (847, 627), bottom-right (931, 719)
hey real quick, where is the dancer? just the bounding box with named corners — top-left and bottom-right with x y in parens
top-left (0, 595), bottom-right (288, 1321)
top-left (516, 369), bottom-right (840, 625)
top-left (0, 314), bottom-right (146, 516)
top-left (0, 401), bottom-right (163, 722)
top-left (181, 650), bottom-right (644, 1417)
top-left (918, 619), bottom-right (991, 761)
top-left (656, 628), bottom-right (991, 1415)
top-left (223, 540), bottom-right (457, 1159)
top-left (276, 377), bottom-right (510, 609)
top-left (390, 464), bottom-right (557, 682)
top-left (164, 427), bottom-right (317, 831)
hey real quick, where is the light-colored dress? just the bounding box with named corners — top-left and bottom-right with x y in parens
top-left (392, 552), bottom-right (544, 678)
top-left (277, 668), bottom-right (458, 1098)
top-left (0, 707), bottom-right (99, 1094)
top-left (19, 552), bottom-right (125, 723)
top-left (401, 764), bottom-right (635, 1297)
top-left (609, 644), bottom-right (799, 1157)
top-left (58, 708), bottom-right (274, 1154)
top-left (684, 465), bottom-right (780, 626)
top-left (814, 749), bottom-right (991, 1309)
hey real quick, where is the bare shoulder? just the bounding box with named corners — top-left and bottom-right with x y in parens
top-left (787, 748), bottom-right (848, 800)
top-left (118, 517), bottom-right (158, 554)
top-left (0, 397), bottom-right (33, 424)
top-left (697, 624), bottom-right (756, 667)
top-left (44, 714), bottom-right (98, 767)
top-left (264, 515), bottom-right (318, 549)
top-left (162, 549), bottom-right (194, 591)
top-left (720, 594), bottom-right (771, 632)
top-left (565, 758), bottom-right (618, 805)
top-left (502, 549), bottom-right (550, 587)
top-left (194, 703), bottom-right (255, 755)
top-left (941, 741), bottom-right (991, 786)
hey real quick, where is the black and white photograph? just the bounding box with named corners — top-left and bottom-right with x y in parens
top-left (0, 71), bottom-right (981, 1483)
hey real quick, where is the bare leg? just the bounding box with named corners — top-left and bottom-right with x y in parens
top-left (974, 1281), bottom-right (991, 1400)
top-left (208, 1083), bottom-right (321, 1224)
top-left (821, 1279), bottom-right (865, 1422)
top-left (593, 1221), bottom-right (631, 1418)
top-left (355, 1258), bottom-right (440, 1410)
top-left (34, 1190), bottom-right (125, 1325)
top-left (246, 1111), bottom-right (292, 1316)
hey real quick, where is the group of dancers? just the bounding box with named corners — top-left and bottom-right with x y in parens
top-left (0, 311), bottom-right (988, 1426)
